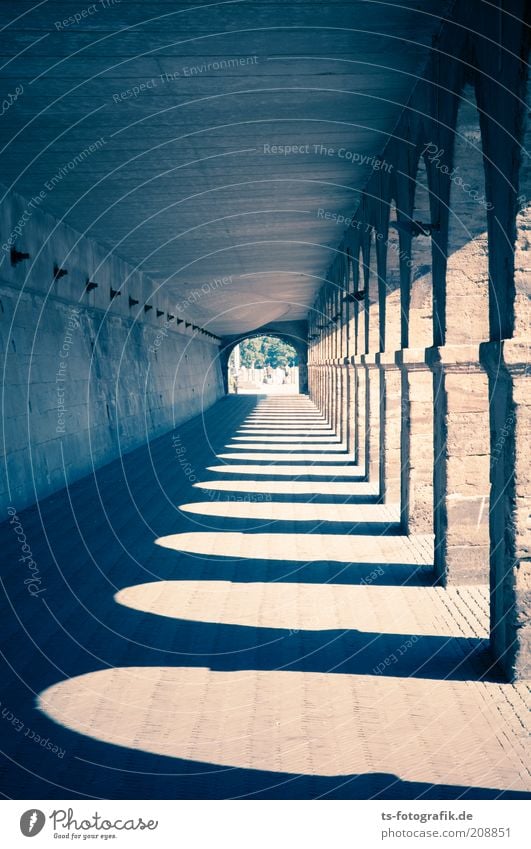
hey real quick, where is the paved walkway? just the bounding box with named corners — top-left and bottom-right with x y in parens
top-left (0, 396), bottom-right (529, 799)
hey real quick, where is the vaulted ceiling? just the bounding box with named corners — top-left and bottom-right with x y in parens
top-left (0, 1), bottom-right (444, 335)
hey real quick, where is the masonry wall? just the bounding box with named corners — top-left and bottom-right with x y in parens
top-left (0, 184), bottom-right (224, 514)
top-left (307, 0), bottom-right (530, 679)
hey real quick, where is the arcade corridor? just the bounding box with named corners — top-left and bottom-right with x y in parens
top-left (0, 0), bottom-right (530, 803)
top-left (0, 395), bottom-right (529, 798)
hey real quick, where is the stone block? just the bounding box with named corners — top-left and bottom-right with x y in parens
top-left (445, 375), bottom-right (489, 413)
top-left (445, 496), bottom-right (490, 545)
top-left (446, 412), bottom-right (490, 454)
top-left (445, 545), bottom-right (490, 584)
top-left (446, 455), bottom-right (490, 493)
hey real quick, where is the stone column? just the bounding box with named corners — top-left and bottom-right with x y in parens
top-left (345, 363), bottom-right (356, 457)
top-left (335, 364), bottom-right (343, 440)
top-left (329, 359), bottom-right (337, 434)
top-left (427, 86), bottom-right (491, 585)
top-left (363, 358), bottom-right (380, 486)
top-left (327, 364), bottom-right (333, 429)
top-left (429, 346), bottom-right (490, 584)
top-left (378, 230), bottom-right (402, 507)
top-left (398, 351), bottom-right (434, 534)
top-left (481, 340), bottom-right (531, 680)
top-left (377, 354), bottom-right (402, 506)
top-left (354, 358), bottom-right (367, 478)
top-left (334, 281), bottom-right (343, 437)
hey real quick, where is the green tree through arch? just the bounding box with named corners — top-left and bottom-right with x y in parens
top-left (237, 336), bottom-right (298, 369)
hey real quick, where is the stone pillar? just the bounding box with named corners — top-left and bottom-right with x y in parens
top-left (342, 365), bottom-right (350, 451)
top-left (427, 86), bottom-right (491, 585)
top-left (335, 365), bottom-right (343, 440)
top-left (398, 351), bottom-right (434, 534)
top-left (346, 363), bottom-right (356, 457)
top-left (481, 340), bottom-right (531, 680)
top-left (326, 364), bottom-right (333, 428)
top-left (378, 223), bottom-right (402, 507)
top-left (354, 360), bottom-right (367, 477)
top-left (363, 359), bottom-right (380, 486)
top-left (478, 90), bottom-right (530, 675)
top-left (378, 355), bottom-right (402, 505)
top-left (298, 352), bottom-right (308, 395)
top-left (330, 364), bottom-right (336, 434)
top-left (429, 346), bottom-right (490, 584)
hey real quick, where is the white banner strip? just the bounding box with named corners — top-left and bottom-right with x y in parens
top-left (1, 799), bottom-right (529, 848)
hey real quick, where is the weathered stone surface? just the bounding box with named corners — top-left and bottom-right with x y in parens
top-left (445, 546), bottom-right (491, 584)
top-left (445, 374), bottom-right (489, 412)
top-left (0, 191), bottom-right (224, 515)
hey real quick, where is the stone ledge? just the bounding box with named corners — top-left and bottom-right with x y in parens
top-left (0, 278), bottom-right (220, 345)
top-left (480, 338), bottom-right (531, 376)
top-left (310, 340), bottom-right (531, 375)
top-left (376, 351), bottom-right (400, 369)
top-left (396, 347), bottom-right (431, 370)
top-left (426, 344), bottom-right (484, 372)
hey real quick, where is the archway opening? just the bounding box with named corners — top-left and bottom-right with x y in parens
top-left (228, 335), bottom-right (300, 394)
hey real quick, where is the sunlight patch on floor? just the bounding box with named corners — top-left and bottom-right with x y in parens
top-left (226, 443), bottom-right (347, 452)
top-left (38, 665), bottom-right (527, 787)
top-left (241, 426), bottom-right (333, 433)
top-left (232, 435), bottom-right (342, 443)
top-left (207, 464), bottom-right (364, 478)
top-left (114, 580), bottom-right (482, 637)
top-left (194, 480), bottom-right (375, 496)
top-left (179, 500), bottom-right (399, 524)
top-left (155, 531), bottom-right (433, 564)
top-left (216, 452), bottom-right (355, 463)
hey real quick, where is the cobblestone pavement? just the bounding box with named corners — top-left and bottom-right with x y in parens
top-left (1, 396), bottom-right (529, 799)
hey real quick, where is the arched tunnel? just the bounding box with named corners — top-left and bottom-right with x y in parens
top-left (0, 0), bottom-right (530, 804)
top-left (220, 320), bottom-right (309, 394)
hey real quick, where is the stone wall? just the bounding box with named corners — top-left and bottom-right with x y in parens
top-left (0, 184), bottom-right (224, 514)
top-left (307, 0), bottom-right (530, 679)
